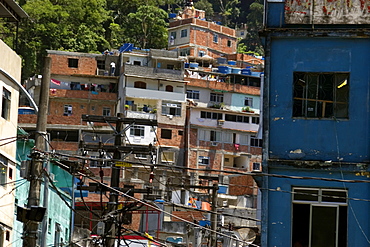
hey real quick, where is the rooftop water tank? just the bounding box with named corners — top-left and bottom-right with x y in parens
top-left (218, 66), bottom-right (232, 74)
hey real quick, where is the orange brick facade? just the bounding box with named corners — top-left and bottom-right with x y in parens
top-left (185, 78), bottom-right (260, 95)
top-left (49, 53), bottom-right (98, 76)
top-left (169, 17), bottom-right (237, 57)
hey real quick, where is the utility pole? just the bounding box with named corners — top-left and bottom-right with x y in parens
top-left (23, 56), bottom-right (51, 247)
top-left (106, 113), bottom-right (124, 246)
top-left (170, 183), bottom-right (219, 246)
top-left (81, 115), bottom-right (157, 246)
top-left (210, 183), bottom-right (219, 247)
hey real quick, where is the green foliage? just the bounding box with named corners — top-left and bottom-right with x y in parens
top-left (218, 0), bottom-right (241, 26)
top-left (237, 42), bottom-right (247, 54)
top-left (243, 0), bottom-right (264, 55)
top-left (18, 0), bottom-right (110, 79)
top-left (122, 5), bottom-right (168, 49)
top-left (194, 0), bottom-right (214, 19)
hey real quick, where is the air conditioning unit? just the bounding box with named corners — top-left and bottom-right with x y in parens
top-left (167, 103), bottom-right (177, 107)
top-left (211, 141), bottom-right (218, 146)
top-left (217, 120), bottom-right (225, 126)
top-left (222, 200), bottom-right (228, 207)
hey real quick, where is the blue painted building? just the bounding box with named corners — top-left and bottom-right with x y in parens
top-left (258, 1), bottom-right (370, 246)
top-left (14, 128), bottom-right (73, 246)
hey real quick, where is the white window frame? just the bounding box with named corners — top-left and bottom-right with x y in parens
top-left (210, 93), bottom-right (224, 103)
top-left (239, 134), bottom-right (249, 145)
top-left (64, 104), bottom-right (72, 116)
top-left (250, 137), bottom-right (262, 147)
top-left (161, 151), bottom-right (175, 163)
top-left (244, 97), bottom-right (253, 107)
top-left (130, 126), bottom-right (145, 137)
top-left (292, 187), bottom-right (347, 247)
top-left (210, 130), bottom-right (221, 142)
top-left (162, 102), bottom-right (181, 117)
top-left (198, 156), bottom-right (210, 166)
top-left (186, 90), bottom-right (200, 100)
top-left (102, 107), bottom-right (111, 116)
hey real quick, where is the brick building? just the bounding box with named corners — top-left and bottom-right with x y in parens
top-left (168, 6), bottom-right (237, 59)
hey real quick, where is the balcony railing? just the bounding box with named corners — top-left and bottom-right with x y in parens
top-left (125, 87), bottom-right (186, 102)
top-left (124, 64), bottom-right (184, 81)
top-left (126, 110), bottom-right (156, 120)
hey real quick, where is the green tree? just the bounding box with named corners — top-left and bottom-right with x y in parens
top-left (242, 0), bottom-right (264, 55)
top-left (194, 0), bottom-right (214, 19)
top-left (122, 5), bottom-right (168, 49)
top-left (18, 0), bottom-right (110, 79)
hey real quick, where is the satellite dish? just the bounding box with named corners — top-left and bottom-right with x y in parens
top-left (237, 228), bottom-right (256, 245)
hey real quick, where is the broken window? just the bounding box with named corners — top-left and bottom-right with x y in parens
top-left (292, 188), bottom-right (347, 247)
top-left (293, 72), bottom-right (349, 119)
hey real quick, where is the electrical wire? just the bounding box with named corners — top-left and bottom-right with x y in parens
top-left (333, 118), bottom-right (370, 244)
top-left (0, 178), bottom-right (27, 186)
top-left (52, 163), bottom-right (260, 247)
top-left (0, 179), bottom-right (28, 200)
top-left (43, 167), bottom-right (102, 223)
top-left (51, 150), bottom-right (370, 184)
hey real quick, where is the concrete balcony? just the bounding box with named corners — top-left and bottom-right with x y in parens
top-left (126, 110), bottom-right (156, 120)
top-left (125, 87), bottom-right (186, 102)
top-left (124, 64), bottom-right (184, 81)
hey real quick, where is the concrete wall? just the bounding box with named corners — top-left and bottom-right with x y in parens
top-left (0, 39), bottom-right (21, 244)
top-left (268, 37), bottom-right (370, 162)
top-left (266, 166), bottom-right (370, 246)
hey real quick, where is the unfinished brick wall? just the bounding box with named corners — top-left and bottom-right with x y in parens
top-left (157, 124), bottom-right (186, 148)
top-left (49, 54), bottom-right (98, 75)
top-left (48, 99), bottom-right (116, 125)
top-left (228, 175), bottom-right (255, 196)
top-left (189, 27), bottom-right (236, 56)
